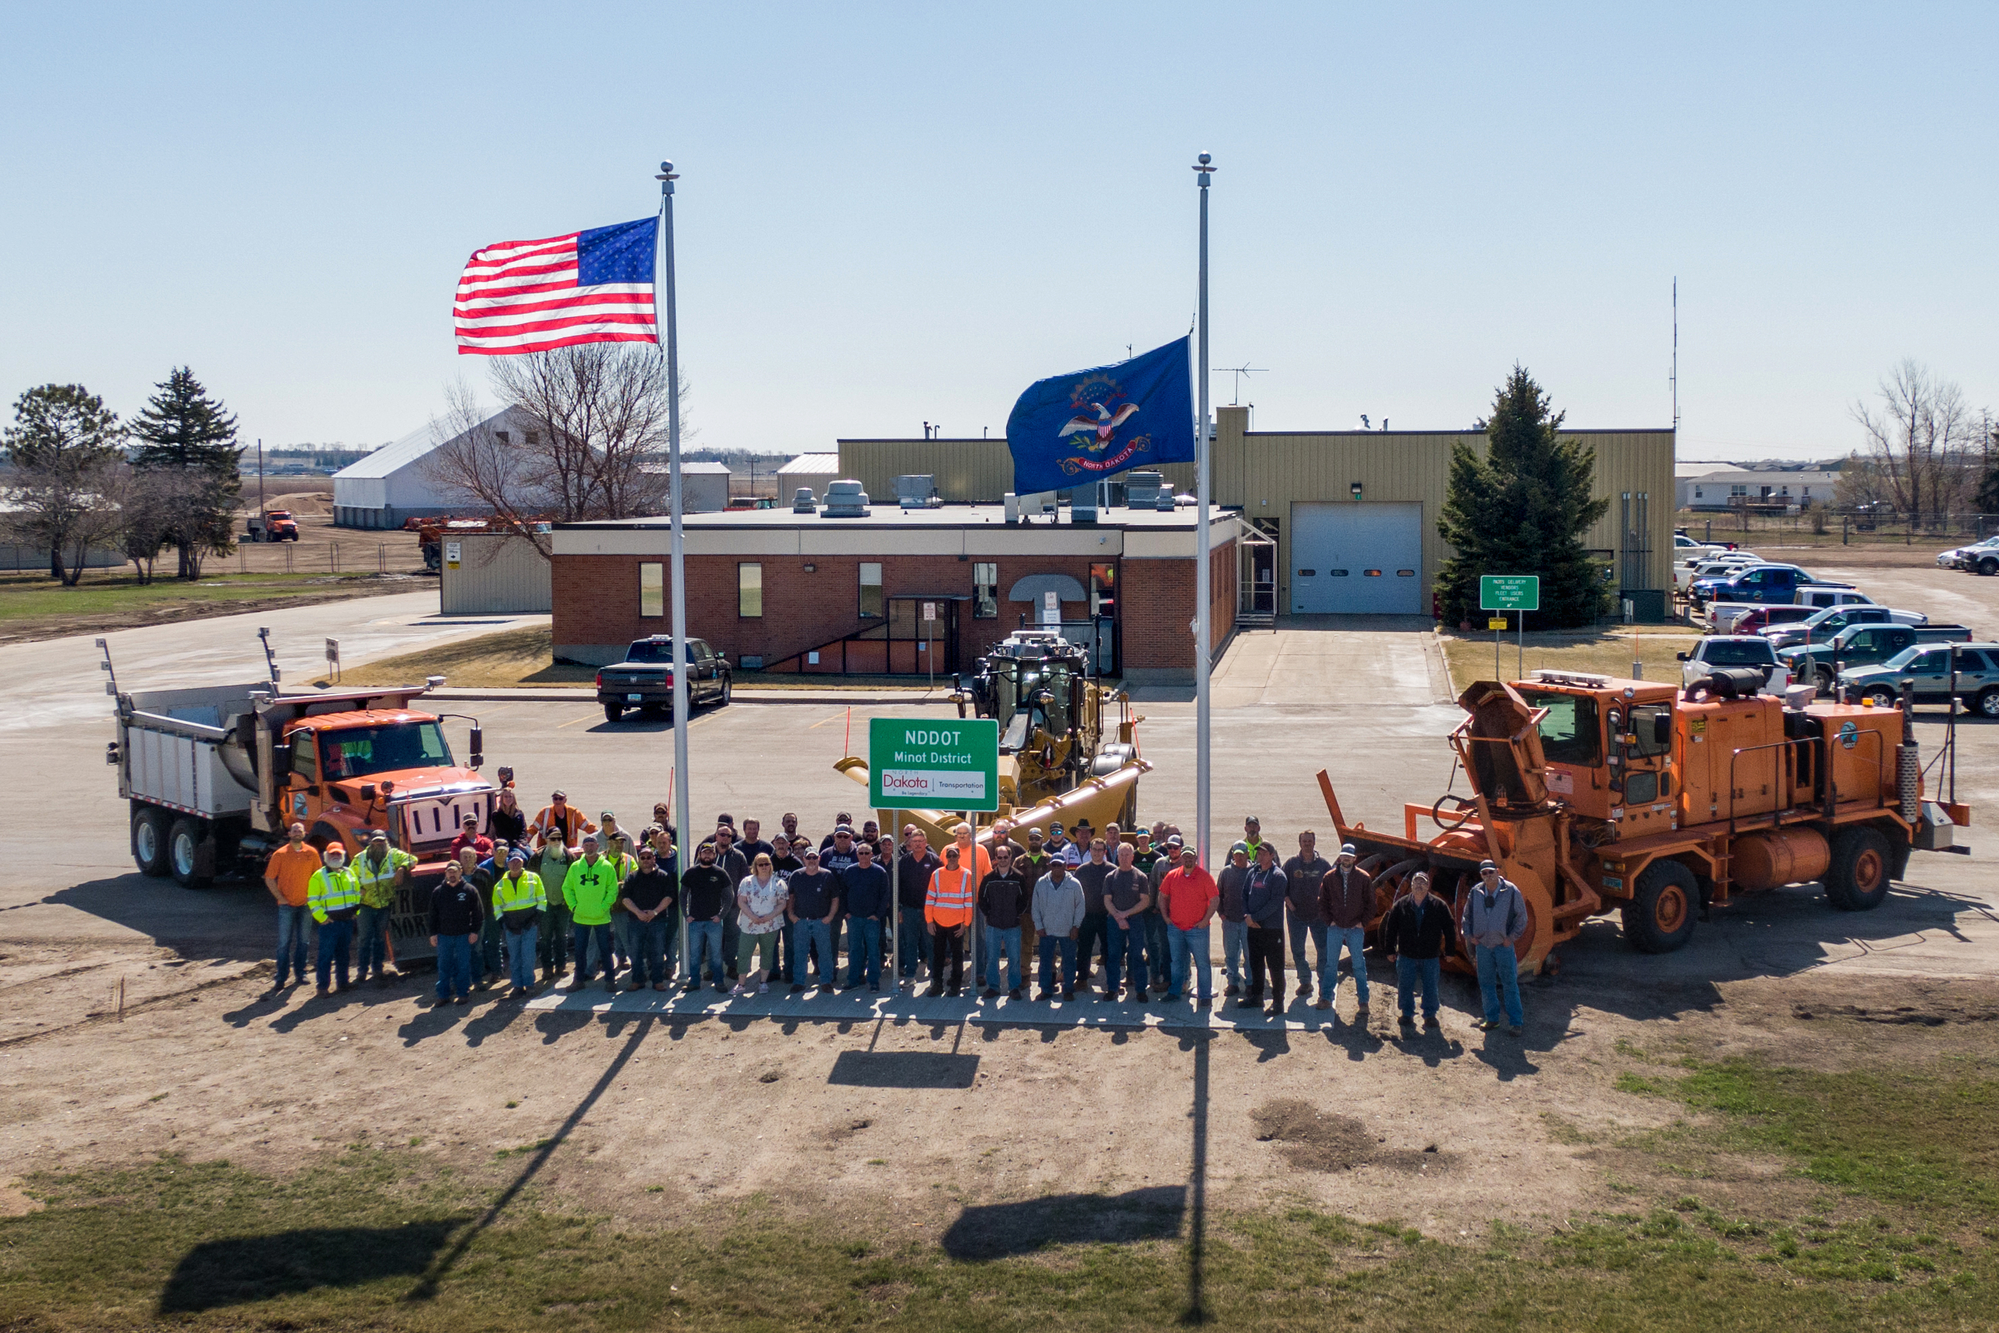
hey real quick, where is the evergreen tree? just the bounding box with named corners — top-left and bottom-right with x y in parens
top-left (3, 383), bottom-right (123, 580)
top-left (129, 367), bottom-right (240, 579)
top-left (1436, 366), bottom-right (1611, 628)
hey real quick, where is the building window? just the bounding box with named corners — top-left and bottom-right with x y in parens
top-left (1729, 484), bottom-right (1748, 497)
top-left (639, 562), bottom-right (664, 618)
top-left (738, 562), bottom-right (763, 618)
top-left (858, 562), bottom-right (883, 618)
top-left (973, 563), bottom-right (998, 618)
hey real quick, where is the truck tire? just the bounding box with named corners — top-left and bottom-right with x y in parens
top-left (1621, 860), bottom-right (1698, 954)
top-left (603, 703), bottom-right (624, 724)
top-left (716, 675), bottom-right (731, 707)
top-left (1979, 556), bottom-right (1999, 576)
top-left (1976, 687), bottom-right (1999, 720)
top-left (1825, 825), bottom-right (1892, 911)
top-left (168, 817), bottom-right (213, 889)
top-left (1815, 666), bottom-right (1835, 694)
top-left (1860, 684), bottom-right (1899, 708)
top-left (132, 807), bottom-right (171, 877)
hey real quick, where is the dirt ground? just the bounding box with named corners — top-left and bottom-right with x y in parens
top-left (5, 935), bottom-right (1990, 1241)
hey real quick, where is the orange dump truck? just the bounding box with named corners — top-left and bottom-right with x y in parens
top-left (106, 642), bottom-right (493, 961)
top-left (1317, 666), bottom-right (1969, 974)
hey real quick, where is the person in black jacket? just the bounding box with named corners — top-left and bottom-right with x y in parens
top-left (839, 841), bottom-right (892, 992)
top-left (895, 829), bottom-right (941, 987)
top-left (427, 860), bottom-right (483, 1006)
top-left (1381, 871), bottom-right (1457, 1029)
top-left (679, 843), bottom-right (735, 992)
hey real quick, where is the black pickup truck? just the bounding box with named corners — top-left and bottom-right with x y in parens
top-left (596, 637), bottom-right (732, 723)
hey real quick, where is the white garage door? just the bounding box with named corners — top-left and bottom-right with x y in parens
top-left (1290, 502), bottom-right (1423, 614)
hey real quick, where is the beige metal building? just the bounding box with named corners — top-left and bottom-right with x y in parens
top-left (440, 533), bottom-right (552, 614)
top-left (839, 405), bottom-right (1675, 618)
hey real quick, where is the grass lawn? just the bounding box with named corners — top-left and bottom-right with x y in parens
top-left (1438, 627), bottom-right (1702, 695)
top-left (3, 1056), bottom-right (1992, 1331)
top-left (0, 569), bottom-right (423, 639)
top-left (328, 625), bottom-right (945, 691)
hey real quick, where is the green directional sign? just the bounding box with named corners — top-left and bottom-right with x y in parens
top-left (1480, 574), bottom-right (1540, 612)
top-left (869, 718), bottom-right (1000, 812)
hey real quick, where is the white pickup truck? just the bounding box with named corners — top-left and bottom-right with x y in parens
top-left (1677, 636), bottom-right (1792, 692)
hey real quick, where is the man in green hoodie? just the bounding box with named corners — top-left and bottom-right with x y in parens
top-left (562, 833), bottom-right (622, 991)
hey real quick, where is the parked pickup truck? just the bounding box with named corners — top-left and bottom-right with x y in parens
top-left (1677, 636), bottom-right (1792, 691)
top-left (1723, 604), bottom-right (1820, 636)
top-left (1762, 604), bottom-right (1927, 651)
top-left (596, 636), bottom-right (733, 724)
top-left (1689, 563), bottom-right (1848, 608)
top-left (1794, 586), bottom-right (1875, 610)
top-left (1675, 553), bottom-right (1761, 592)
top-left (1779, 622), bottom-right (1973, 693)
top-left (1839, 643), bottom-right (1999, 716)
top-left (1938, 537), bottom-right (1999, 574)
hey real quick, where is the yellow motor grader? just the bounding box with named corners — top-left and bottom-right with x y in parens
top-left (836, 629), bottom-right (1148, 848)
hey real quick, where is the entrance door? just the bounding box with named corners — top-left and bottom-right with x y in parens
top-left (1289, 502), bottom-right (1423, 614)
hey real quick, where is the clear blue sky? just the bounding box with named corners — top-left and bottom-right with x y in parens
top-left (3, 3), bottom-right (1993, 460)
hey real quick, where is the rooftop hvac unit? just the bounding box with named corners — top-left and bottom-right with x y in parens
top-left (896, 474), bottom-right (941, 509)
top-left (1123, 471), bottom-right (1164, 509)
top-left (821, 479), bottom-right (870, 517)
top-left (792, 487), bottom-right (816, 513)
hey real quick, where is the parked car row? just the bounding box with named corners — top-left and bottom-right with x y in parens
top-left (1666, 529), bottom-right (1992, 714)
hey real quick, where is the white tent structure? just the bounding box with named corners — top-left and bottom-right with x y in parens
top-left (331, 408), bottom-right (539, 529)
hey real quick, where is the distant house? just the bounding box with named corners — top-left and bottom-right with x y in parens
top-left (775, 452), bottom-right (840, 503)
top-left (1676, 468), bottom-right (1842, 512)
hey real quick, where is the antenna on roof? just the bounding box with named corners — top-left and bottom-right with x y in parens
top-left (1212, 364), bottom-right (1266, 405)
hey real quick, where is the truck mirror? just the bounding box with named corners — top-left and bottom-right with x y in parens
top-left (271, 742), bottom-right (293, 778)
top-left (1675, 652), bottom-right (1688, 662)
top-left (1653, 713), bottom-right (1672, 746)
top-left (468, 725), bottom-right (484, 769)
top-left (361, 782), bottom-right (378, 803)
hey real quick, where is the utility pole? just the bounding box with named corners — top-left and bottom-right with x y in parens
top-left (1193, 151), bottom-right (1215, 872)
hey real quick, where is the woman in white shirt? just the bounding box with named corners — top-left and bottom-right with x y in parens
top-left (733, 853), bottom-right (788, 996)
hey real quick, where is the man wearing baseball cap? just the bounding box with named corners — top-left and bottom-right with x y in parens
top-left (1463, 860), bottom-right (1528, 1034)
top-left (1318, 841), bottom-right (1374, 1019)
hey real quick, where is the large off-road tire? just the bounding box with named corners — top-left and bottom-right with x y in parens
top-left (132, 807), bottom-right (171, 877)
top-left (603, 703), bottom-right (623, 724)
top-left (1621, 859), bottom-right (1698, 954)
top-left (169, 817), bottom-right (213, 889)
top-left (1825, 825), bottom-right (1892, 911)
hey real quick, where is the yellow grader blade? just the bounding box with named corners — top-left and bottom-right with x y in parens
top-left (834, 754), bottom-right (1148, 850)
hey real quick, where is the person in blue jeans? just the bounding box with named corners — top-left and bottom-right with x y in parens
top-left (426, 860), bottom-right (484, 1006)
top-left (977, 845), bottom-right (1029, 998)
top-left (1156, 843), bottom-right (1219, 1002)
top-left (785, 847), bottom-right (841, 992)
top-left (678, 841), bottom-right (735, 992)
top-left (1380, 871), bottom-right (1456, 1029)
top-left (1031, 860), bottom-right (1085, 1001)
top-left (1098, 846), bottom-right (1151, 1000)
top-left (895, 830), bottom-right (941, 985)
top-left (839, 841), bottom-right (891, 992)
top-left (1317, 842), bottom-right (1375, 1017)
top-left (1463, 860), bottom-right (1528, 1034)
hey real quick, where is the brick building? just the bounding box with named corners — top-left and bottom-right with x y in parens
top-left (551, 503), bottom-right (1239, 683)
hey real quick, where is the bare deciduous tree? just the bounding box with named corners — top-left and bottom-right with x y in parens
top-left (422, 344), bottom-right (691, 558)
top-left (1852, 361), bottom-right (1975, 524)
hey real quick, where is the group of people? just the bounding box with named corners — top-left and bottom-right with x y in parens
top-left (258, 799), bottom-right (1530, 1033)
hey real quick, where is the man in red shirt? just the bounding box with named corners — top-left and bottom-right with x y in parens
top-left (448, 814), bottom-right (492, 861)
top-left (1157, 844), bottom-right (1219, 1005)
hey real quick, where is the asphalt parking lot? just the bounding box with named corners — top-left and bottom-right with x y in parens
top-left (6, 582), bottom-right (1997, 1001)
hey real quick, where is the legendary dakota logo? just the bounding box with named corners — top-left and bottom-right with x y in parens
top-left (1053, 373), bottom-right (1151, 476)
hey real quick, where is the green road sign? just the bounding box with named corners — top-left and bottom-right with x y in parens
top-left (1480, 575), bottom-right (1540, 612)
top-left (869, 718), bottom-right (1000, 812)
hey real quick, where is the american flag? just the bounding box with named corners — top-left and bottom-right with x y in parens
top-left (454, 216), bottom-right (658, 356)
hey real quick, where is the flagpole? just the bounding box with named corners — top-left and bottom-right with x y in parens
top-left (657, 160), bottom-right (693, 977)
top-left (1192, 152), bottom-right (1215, 873)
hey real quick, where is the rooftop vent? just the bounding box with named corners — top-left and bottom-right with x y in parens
top-left (896, 474), bottom-right (941, 509)
top-left (821, 479), bottom-right (870, 518)
top-left (792, 487), bottom-right (816, 513)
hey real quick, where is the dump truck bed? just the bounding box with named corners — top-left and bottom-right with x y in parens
top-left (119, 682), bottom-right (266, 819)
